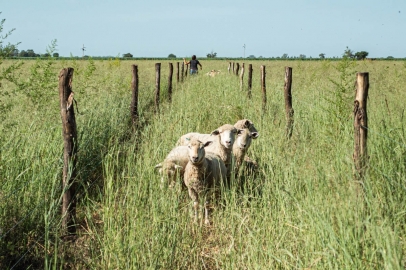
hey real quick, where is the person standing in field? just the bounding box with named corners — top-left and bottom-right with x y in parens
top-left (183, 55), bottom-right (202, 75)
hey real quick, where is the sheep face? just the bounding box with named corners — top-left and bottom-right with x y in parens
top-left (235, 128), bottom-right (259, 150)
top-left (187, 139), bottom-right (213, 164)
top-left (155, 162), bottom-right (183, 186)
top-left (234, 119), bottom-right (259, 139)
top-left (210, 124), bottom-right (237, 149)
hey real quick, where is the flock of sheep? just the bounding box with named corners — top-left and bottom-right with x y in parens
top-left (155, 119), bottom-right (259, 225)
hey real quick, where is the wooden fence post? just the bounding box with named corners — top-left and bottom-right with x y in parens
top-left (247, 64), bottom-right (253, 98)
top-left (232, 62), bottom-right (235, 74)
top-left (176, 62), bottom-right (180, 83)
top-left (155, 63), bottom-right (161, 113)
top-left (181, 62), bottom-right (184, 82)
top-left (284, 67), bottom-right (294, 138)
top-left (261, 65), bottom-right (266, 112)
top-left (228, 62), bottom-right (231, 73)
top-left (235, 63), bottom-right (240, 76)
top-left (130, 65), bottom-right (139, 127)
top-left (353, 72), bottom-right (369, 180)
top-left (58, 67), bottom-right (77, 235)
top-left (240, 63), bottom-right (245, 91)
top-left (168, 63), bottom-right (173, 102)
top-left (185, 64), bottom-right (188, 78)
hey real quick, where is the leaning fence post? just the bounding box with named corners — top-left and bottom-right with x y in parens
top-left (176, 62), bottom-right (180, 83)
top-left (235, 63), bottom-right (240, 76)
top-left (261, 65), bottom-right (266, 112)
top-left (353, 72), bottom-right (369, 181)
top-left (284, 67), bottom-right (294, 138)
top-left (59, 67), bottom-right (77, 235)
top-left (155, 63), bottom-right (161, 113)
top-left (247, 64), bottom-right (253, 98)
top-left (130, 64), bottom-right (139, 127)
top-left (240, 63), bottom-right (245, 91)
top-left (168, 63), bottom-right (173, 102)
top-left (181, 62), bottom-right (184, 82)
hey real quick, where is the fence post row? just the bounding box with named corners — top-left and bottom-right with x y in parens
top-left (353, 72), bottom-right (369, 181)
top-left (261, 65), bottom-right (266, 112)
top-left (284, 67), bottom-right (294, 139)
top-left (58, 67), bottom-right (77, 235)
top-left (168, 63), bottom-right (173, 102)
top-left (247, 64), bottom-right (253, 99)
top-left (130, 65), bottom-right (139, 127)
top-left (240, 63), bottom-right (245, 91)
top-left (155, 63), bottom-right (161, 114)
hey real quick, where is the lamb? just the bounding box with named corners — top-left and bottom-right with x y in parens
top-left (177, 124), bottom-right (238, 182)
top-left (155, 146), bottom-right (189, 188)
top-left (233, 128), bottom-right (259, 177)
top-left (206, 70), bottom-right (221, 77)
top-left (183, 138), bottom-right (227, 225)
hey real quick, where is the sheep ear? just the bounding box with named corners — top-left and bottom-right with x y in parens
top-left (203, 141), bottom-right (213, 148)
top-left (251, 132), bottom-right (259, 139)
top-left (244, 120), bottom-right (251, 127)
top-left (211, 130), bottom-right (220, 136)
top-left (155, 163), bottom-right (162, 169)
top-left (237, 129), bottom-right (244, 135)
top-left (174, 164), bottom-right (183, 170)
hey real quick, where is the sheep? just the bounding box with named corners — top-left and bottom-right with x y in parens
top-left (232, 128), bottom-right (259, 177)
top-left (233, 119), bottom-right (260, 171)
top-left (206, 70), bottom-right (221, 77)
top-left (177, 124), bottom-right (238, 182)
top-left (155, 146), bottom-right (189, 189)
top-left (183, 137), bottom-right (227, 225)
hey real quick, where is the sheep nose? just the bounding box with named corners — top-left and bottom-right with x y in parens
top-left (241, 143), bottom-right (246, 148)
top-left (226, 141), bottom-right (231, 145)
top-left (192, 156), bottom-right (198, 162)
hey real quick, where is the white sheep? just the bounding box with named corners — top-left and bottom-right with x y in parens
top-left (232, 119), bottom-right (260, 172)
top-left (206, 70), bottom-right (221, 77)
top-left (233, 128), bottom-right (259, 177)
top-left (155, 146), bottom-right (189, 189)
top-left (177, 124), bottom-right (238, 182)
top-left (183, 137), bottom-right (227, 225)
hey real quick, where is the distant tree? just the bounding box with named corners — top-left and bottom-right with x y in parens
top-left (41, 53), bottom-right (50, 58)
top-left (53, 52), bottom-right (59, 57)
top-left (206, 51), bottom-right (217, 58)
top-left (122, 53), bottom-right (133, 58)
top-left (319, 53), bottom-right (325, 59)
top-left (281, 53), bottom-right (288, 59)
top-left (299, 54), bottom-right (306, 59)
top-left (354, 51), bottom-right (369, 60)
top-left (247, 55), bottom-right (256, 59)
top-left (386, 56), bottom-right (394, 59)
top-left (168, 53), bottom-right (176, 58)
top-left (343, 46), bottom-right (354, 59)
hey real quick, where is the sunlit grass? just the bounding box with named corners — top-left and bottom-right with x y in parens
top-left (0, 59), bottom-right (405, 269)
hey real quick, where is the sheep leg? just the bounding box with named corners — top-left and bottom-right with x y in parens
top-left (204, 200), bottom-right (211, 225)
top-left (188, 188), bottom-right (199, 223)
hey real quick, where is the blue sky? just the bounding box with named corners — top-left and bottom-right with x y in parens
top-left (1, 0), bottom-right (405, 58)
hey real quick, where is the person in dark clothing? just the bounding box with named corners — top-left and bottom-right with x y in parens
top-left (183, 55), bottom-right (202, 75)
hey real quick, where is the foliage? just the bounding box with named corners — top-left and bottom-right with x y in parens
top-left (281, 53), bottom-right (288, 59)
top-left (319, 53), bottom-right (325, 59)
top-left (343, 46), bottom-right (355, 59)
top-left (122, 53), bottom-right (133, 58)
top-left (168, 53), bottom-right (176, 58)
top-left (355, 51), bottom-right (369, 60)
top-left (206, 50), bottom-right (217, 58)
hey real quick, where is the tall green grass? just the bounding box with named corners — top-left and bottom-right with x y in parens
top-left (0, 59), bottom-right (405, 269)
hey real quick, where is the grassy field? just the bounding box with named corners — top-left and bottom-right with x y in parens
top-left (0, 58), bottom-right (405, 269)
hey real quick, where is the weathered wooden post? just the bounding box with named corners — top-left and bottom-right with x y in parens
top-left (176, 62), bottom-right (180, 83)
top-left (247, 64), bottom-right (253, 98)
top-left (168, 62), bottom-right (173, 102)
top-left (130, 64), bottom-right (139, 127)
top-left (232, 62), bottom-right (235, 74)
top-left (59, 67), bottom-right (77, 235)
top-left (261, 65), bottom-right (266, 112)
top-left (240, 63), bottom-right (245, 91)
top-left (185, 64), bottom-right (188, 78)
top-left (284, 67), bottom-right (294, 138)
top-left (181, 62), bottom-right (184, 82)
top-left (155, 63), bottom-right (161, 113)
top-left (235, 63), bottom-right (240, 76)
top-left (228, 62), bottom-right (231, 73)
top-left (353, 72), bottom-right (369, 180)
